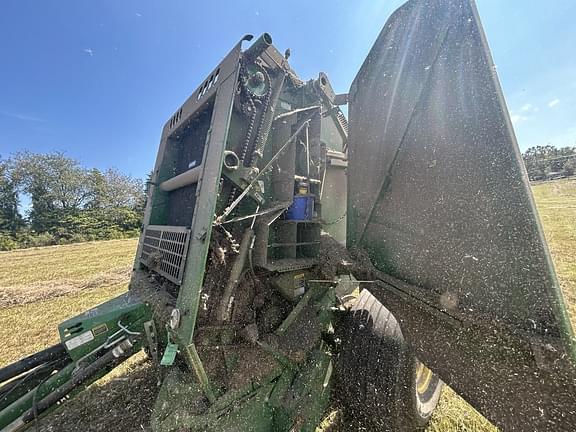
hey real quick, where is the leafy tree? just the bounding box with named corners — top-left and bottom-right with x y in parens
top-left (85, 168), bottom-right (108, 210)
top-left (86, 168), bottom-right (144, 210)
top-left (0, 157), bottom-right (24, 234)
top-left (564, 157), bottom-right (576, 176)
top-left (2, 151), bottom-right (145, 249)
top-left (12, 152), bottom-right (91, 233)
top-left (522, 145), bottom-right (576, 181)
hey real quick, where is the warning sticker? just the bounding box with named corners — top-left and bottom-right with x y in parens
top-left (92, 323), bottom-right (108, 337)
top-left (65, 330), bottom-right (95, 351)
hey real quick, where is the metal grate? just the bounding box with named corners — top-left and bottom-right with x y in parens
top-left (140, 225), bottom-right (191, 284)
top-left (336, 110), bottom-right (349, 136)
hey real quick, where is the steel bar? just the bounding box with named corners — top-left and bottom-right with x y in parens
top-left (159, 165), bottom-right (203, 192)
top-left (217, 228), bottom-right (254, 322)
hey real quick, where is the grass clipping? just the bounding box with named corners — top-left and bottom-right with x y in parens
top-left (0, 266), bottom-right (130, 308)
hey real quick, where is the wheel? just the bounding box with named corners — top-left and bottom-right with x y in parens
top-left (336, 289), bottom-right (443, 431)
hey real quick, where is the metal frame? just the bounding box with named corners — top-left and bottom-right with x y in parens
top-left (173, 42), bottom-right (243, 345)
top-left (131, 37), bottom-right (246, 347)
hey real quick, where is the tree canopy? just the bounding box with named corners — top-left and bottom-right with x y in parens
top-left (522, 145), bottom-right (576, 181)
top-left (0, 152), bottom-right (145, 250)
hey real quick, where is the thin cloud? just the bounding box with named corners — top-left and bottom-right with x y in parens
top-left (548, 99), bottom-right (560, 108)
top-left (511, 103), bottom-right (539, 125)
top-left (0, 111), bottom-right (46, 123)
top-left (511, 113), bottom-right (528, 125)
top-left (521, 103), bottom-right (538, 113)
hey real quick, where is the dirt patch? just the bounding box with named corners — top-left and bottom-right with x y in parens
top-left (39, 354), bottom-right (159, 432)
top-left (0, 266), bottom-right (131, 308)
top-left (317, 234), bottom-right (377, 282)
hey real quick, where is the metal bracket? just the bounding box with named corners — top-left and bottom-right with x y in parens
top-left (143, 321), bottom-right (159, 364)
top-left (221, 163), bottom-right (265, 204)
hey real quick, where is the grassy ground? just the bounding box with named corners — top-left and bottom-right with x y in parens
top-left (532, 178), bottom-right (576, 329)
top-left (0, 239), bottom-right (136, 365)
top-left (0, 178), bottom-right (574, 431)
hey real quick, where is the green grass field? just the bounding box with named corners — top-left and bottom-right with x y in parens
top-left (1, 178), bottom-right (574, 431)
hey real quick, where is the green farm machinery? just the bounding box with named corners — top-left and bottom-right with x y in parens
top-left (1, 0), bottom-right (575, 430)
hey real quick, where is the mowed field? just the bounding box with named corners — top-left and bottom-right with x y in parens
top-left (0, 178), bottom-right (575, 431)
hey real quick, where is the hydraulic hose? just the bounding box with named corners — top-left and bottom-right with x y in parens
top-left (19, 339), bottom-right (135, 425)
top-left (0, 344), bottom-right (69, 384)
top-left (0, 357), bottom-right (71, 409)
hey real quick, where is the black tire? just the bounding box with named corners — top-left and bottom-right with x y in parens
top-left (336, 289), bottom-right (443, 431)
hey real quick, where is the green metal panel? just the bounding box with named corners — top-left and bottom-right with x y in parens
top-left (347, 0), bottom-right (576, 429)
top-left (174, 42), bottom-right (243, 346)
top-left (58, 292), bottom-right (151, 360)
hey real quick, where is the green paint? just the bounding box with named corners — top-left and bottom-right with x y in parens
top-left (58, 292), bottom-right (151, 361)
top-left (175, 65), bottom-right (241, 347)
top-left (152, 345), bottom-right (332, 432)
top-left (160, 343), bottom-right (178, 366)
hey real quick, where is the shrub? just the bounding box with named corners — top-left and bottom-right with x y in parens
top-left (0, 234), bottom-right (18, 251)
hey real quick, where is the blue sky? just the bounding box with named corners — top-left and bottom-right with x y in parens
top-left (1, 0), bottom-right (575, 180)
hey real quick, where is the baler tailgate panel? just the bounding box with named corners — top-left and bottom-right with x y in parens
top-left (347, 0), bottom-right (576, 429)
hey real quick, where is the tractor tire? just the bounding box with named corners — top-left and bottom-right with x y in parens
top-left (336, 289), bottom-right (443, 431)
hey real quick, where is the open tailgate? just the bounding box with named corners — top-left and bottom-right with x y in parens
top-left (346, 0), bottom-right (576, 429)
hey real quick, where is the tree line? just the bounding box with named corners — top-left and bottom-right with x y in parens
top-left (522, 145), bottom-right (576, 181)
top-left (0, 145), bottom-right (573, 251)
top-left (0, 152), bottom-right (146, 251)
